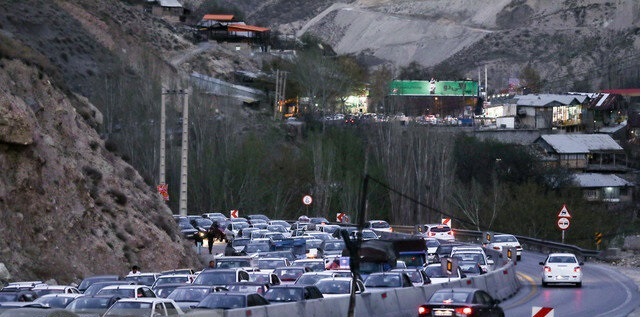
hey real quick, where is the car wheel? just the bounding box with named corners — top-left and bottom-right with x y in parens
top-left (542, 280), bottom-right (548, 287)
top-left (517, 255), bottom-right (521, 261)
top-left (576, 282), bottom-right (582, 288)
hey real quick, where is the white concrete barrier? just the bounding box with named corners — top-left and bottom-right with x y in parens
top-left (221, 261), bottom-right (519, 317)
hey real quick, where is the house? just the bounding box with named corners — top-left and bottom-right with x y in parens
top-left (513, 94), bottom-right (588, 131)
top-left (534, 134), bottom-right (627, 172)
top-left (147, 0), bottom-right (185, 18)
top-left (572, 173), bottom-right (634, 202)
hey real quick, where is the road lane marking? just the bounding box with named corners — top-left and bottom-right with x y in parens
top-left (501, 272), bottom-right (539, 310)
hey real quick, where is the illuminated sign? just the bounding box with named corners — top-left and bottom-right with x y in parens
top-left (389, 80), bottom-right (479, 97)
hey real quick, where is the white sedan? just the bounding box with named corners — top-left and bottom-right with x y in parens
top-left (539, 253), bottom-right (583, 287)
top-left (486, 234), bottom-right (523, 260)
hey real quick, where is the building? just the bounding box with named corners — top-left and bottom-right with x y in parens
top-left (534, 134), bottom-right (627, 172)
top-left (572, 173), bottom-right (634, 203)
top-left (146, 0), bottom-right (185, 20)
top-left (513, 94), bottom-right (588, 131)
top-left (386, 80), bottom-right (481, 119)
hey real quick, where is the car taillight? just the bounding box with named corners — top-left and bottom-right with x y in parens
top-left (429, 232), bottom-right (436, 236)
top-left (447, 231), bottom-right (453, 235)
top-left (455, 307), bottom-right (473, 315)
top-left (544, 266), bottom-right (551, 273)
top-left (418, 306), bottom-right (430, 315)
top-left (493, 246), bottom-right (501, 250)
top-left (574, 266), bottom-right (581, 273)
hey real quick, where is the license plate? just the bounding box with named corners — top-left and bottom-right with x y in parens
top-left (555, 275), bottom-right (569, 280)
top-left (434, 310), bottom-right (454, 316)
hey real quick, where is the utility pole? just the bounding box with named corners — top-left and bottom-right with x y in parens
top-left (159, 87), bottom-right (189, 214)
top-left (273, 70), bottom-right (288, 120)
top-left (179, 88), bottom-right (189, 216)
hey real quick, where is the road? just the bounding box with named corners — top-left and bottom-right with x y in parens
top-left (193, 241), bottom-right (640, 316)
top-left (501, 251), bottom-right (639, 317)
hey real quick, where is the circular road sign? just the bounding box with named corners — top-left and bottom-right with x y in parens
top-left (302, 195), bottom-right (313, 205)
top-left (557, 217), bottom-right (570, 230)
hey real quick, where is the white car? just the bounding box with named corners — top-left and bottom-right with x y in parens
top-left (420, 224), bottom-right (455, 241)
top-left (540, 253), bottom-right (583, 287)
top-left (423, 263), bottom-right (464, 284)
top-left (486, 234), bottom-right (523, 260)
top-left (102, 297), bottom-right (184, 316)
top-left (365, 220), bottom-right (393, 233)
top-left (450, 246), bottom-right (493, 273)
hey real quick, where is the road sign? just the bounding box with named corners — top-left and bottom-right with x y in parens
top-left (595, 232), bottom-right (603, 245)
top-left (441, 218), bottom-right (451, 227)
top-left (532, 306), bottom-right (554, 317)
top-left (336, 212), bottom-right (346, 222)
top-left (230, 209), bottom-right (239, 219)
top-left (557, 217), bottom-right (570, 230)
top-left (557, 204), bottom-right (572, 218)
top-left (484, 232), bottom-right (494, 244)
top-left (302, 195), bottom-right (313, 205)
top-left (441, 258), bottom-right (457, 276)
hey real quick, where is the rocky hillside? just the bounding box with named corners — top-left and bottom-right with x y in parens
top-left (0, 1), bottom-right (202, 284)
top-left (227, 0), bottom-right (639, 91)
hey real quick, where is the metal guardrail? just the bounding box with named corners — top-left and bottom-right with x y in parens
top-left (392, 225), bottom-right (601, 261)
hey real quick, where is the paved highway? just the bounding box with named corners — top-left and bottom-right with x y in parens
top-left (501, 251), bottom-right (639, 316)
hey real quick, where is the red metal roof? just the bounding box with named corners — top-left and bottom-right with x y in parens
top-left (600, 88), bottom-right (640, 96)
top-left (228, 24), bottom-right (270, 33)
top-left (203, 14), bottom-right (235, 21)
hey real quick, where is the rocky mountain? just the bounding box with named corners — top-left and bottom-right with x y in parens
top-left (228, 0), bottom-right (640, 91)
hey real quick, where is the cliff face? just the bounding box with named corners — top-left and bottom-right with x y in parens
top-left (0, 58), bottom-right (199, 284)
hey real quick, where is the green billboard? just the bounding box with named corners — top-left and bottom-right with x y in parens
top-left (389, 80), bottom-right (478, 96)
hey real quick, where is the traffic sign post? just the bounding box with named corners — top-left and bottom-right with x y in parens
top-left (230, 209), bottom-right (239, 219)
top-left (556, 205), bottom-right (572, 244)
top-left (302, 195), bottom-right (312, 214)
top-left (532, 306), bottom-right (554, 317)
top-left (595, 232), bottom-right (603, 249)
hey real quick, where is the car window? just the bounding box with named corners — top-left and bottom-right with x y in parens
top-left (430, 291), bottom-right (469, 303)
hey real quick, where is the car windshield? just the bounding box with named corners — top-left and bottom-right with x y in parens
top-left (306, 240), bottom-right (322, 249)
top-left (397, 270), bottom-right (423, 283)
top-left (364, 274), bottom-right (400, 287)
top-left (246, 243), bottom-right (271, 253)
top-left (34, 296), bottom-right (76, 308)
top-left (293, 261), bottom-right (325, 272)
top-left (428, 226), bottom-right (450, 232)
top-left (323, 241), bottom-right (345, 251)
top-left (194, 272), bottom-right (236, 285)
top-left (548, 256), bottom-right (577, 263)
top-left (216, 260), bottom-right (251, 269)
top-left (424, 266), bottom-right (449, 278)
top-left (258, 260), bottom-right (287, 269)
top-left (274, 269), bottom-right (305, 282)
top-left (197, 294), bottom-right (245, 309)
top-left (459, 261), bottom-right (481, 273)
top-left (429, 291), bottom-right (470, 304)
top-left (451, 253), bottom-right (485, 265)
top-left (232, 239), bottom-right (251, 247)
top-left (67, 297), bottom-right (112, 310)
top-left (97, 288), bottom-right (135, 297)
top-left (294, 274), bottom-right (330, 285)
top-left (315, 280), bottom-right (351, 294)
top-left (168, 288), bottom-right (210, 302)
top-left (362, 231), bottom-right (378, 239)
top-left (124, 275), bottom-right (156, 286)
top-left (264, 288), bottom-right (303, 302)
top-left (155, 276), bottom-right (189, 285)
top-left (104, 302), bottom-right (152, 316)
top-left (154, 286), bottom-right (179, 298)
top-left (494, 235), bottom-right (518, 243)
top-left (425, 240), bottom-right (440, 248)
top-left (371, 221), bottom-right (389, 229)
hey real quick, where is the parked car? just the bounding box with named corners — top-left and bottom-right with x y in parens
top-left (192, 269), bottom-right (250, 287)
top-left (433, 242), bottom-right (465, 262)
top-left (83, 281), bottom-right (135, 296)
top-left (424, 238), bottom-right (441, 262)
top-left (102, 297), bottom-right (184, 316)
top-left (390, 268), bottom-right (431, 286)
top-left (363, 272), bottom-right (413, 291)
top-left (190, 292), bottom-right (270, 310)
top-left (65, 294), bottom-right (122, 316)
top-left (318, 240), bottom-right (346, 259)
top-left (262, 285), bottom-right (324, 303)
top-left (485, 234), bottom-right (523, 261)
top-left (418, 288), bottom-right (505, 317)
top-left (151, 274), bottom-right (196, 289)
top-left (540, 252), bottom-right (583, 287)
top-left (314, 277), bottom-right (365, 298)
top-left (247, 272), bottom-right (281, 286)
top-left (225, 282), bottom-right (270, 296)
top-left (349, 229), bottom-right (379, 241)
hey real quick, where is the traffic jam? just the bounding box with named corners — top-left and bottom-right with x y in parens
top-left (0, 211), bottom-right (543, 317)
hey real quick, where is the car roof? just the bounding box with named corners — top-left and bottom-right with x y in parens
top-left (101, 285), bottom-right (145, 289)
top-left (115, 298), bottom-right (173, 303)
